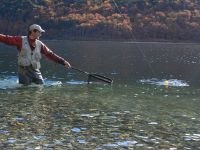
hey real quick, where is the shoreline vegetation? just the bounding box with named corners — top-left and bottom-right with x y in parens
top-left (42, 38), bottom-right (200, 45)
top-left (1, 0), bottom-right (200, 42)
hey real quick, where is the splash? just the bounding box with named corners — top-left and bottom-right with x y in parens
top-left (0, 76), bottom-right (21, 89)
top-left (0, 75), bottom-right (63, 89)
top-left (44, 80), bottom-right (62, 87)
top-left (139, 78), bottom-right (189, 87)
top-left (0, 75), bottom-right (90, 89)
top-left (66, 80), bottom-right (87, 85)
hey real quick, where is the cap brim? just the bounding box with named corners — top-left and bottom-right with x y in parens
top-left (40, 29), bottom-right (45, 32)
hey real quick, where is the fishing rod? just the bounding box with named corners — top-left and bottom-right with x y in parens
top-left (111, 0), bottom-right (156, 77)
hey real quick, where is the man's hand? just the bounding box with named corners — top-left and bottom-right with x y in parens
top-left (64, 61), bottom-right (71, 69)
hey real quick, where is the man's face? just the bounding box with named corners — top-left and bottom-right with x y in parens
top-left (31, 29), bottom-right (42, 39)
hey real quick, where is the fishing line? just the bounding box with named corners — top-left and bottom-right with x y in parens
top-left (111, 0), bottom-right (156, 77)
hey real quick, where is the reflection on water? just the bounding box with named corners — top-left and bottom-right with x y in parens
top-left (1, 41), bottom-right (200, 149)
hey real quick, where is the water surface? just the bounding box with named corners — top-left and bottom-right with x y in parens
top-left (0, 41), bottom-right (200, 149)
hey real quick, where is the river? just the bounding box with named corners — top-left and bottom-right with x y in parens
top-left (0, 41), bottom-right (200, 149)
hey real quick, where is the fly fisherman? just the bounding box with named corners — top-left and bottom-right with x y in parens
top-left (0, 24), bottom-right (71, 85)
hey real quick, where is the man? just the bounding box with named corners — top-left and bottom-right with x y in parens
top-left (0, 24), bottom-right (71, 85)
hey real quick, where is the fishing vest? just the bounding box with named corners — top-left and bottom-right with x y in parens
top-left (18, 36), bottom-right (42, 69)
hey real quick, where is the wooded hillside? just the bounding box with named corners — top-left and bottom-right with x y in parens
top-left (1, 0), bottom-right (200, 41)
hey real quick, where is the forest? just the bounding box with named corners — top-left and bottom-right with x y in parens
top-left (0, 0), bottom-right (200, 41)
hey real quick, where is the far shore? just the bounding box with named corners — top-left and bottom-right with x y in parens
top-left (42, 38), bottom-right (200, 44)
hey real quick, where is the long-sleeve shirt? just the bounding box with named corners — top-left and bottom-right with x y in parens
top-left (0, 34), bottom-right (66, 65)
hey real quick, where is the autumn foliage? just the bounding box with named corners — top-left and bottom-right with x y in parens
top-left (0, 0), bottom-right (200, 41)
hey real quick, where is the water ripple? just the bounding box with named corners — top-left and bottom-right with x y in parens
top-left (103, 140), bottom-right (138, 148)
top-left (66, 80), bottom-right (87, 85)
top-left (184, 134), bottom-right (200, 141)
top-left (71, 127), bottom-right (81, 133)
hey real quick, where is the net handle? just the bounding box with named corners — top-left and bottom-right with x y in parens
top-left (71, 67), bottom-right (89, 75)
top-left (71, 67), bottom-right (113, 84)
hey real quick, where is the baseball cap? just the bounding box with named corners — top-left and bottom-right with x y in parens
top-left (29, 24), bottom-right (45, 32)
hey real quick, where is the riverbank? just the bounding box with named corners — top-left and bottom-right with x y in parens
top-left (42, 37), bottom-right (200, 45)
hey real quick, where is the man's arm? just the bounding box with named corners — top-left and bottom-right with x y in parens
top-left (41, 43), bottom-right (71, 68)
top-left (0, 34), bottom-right (22, 50)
